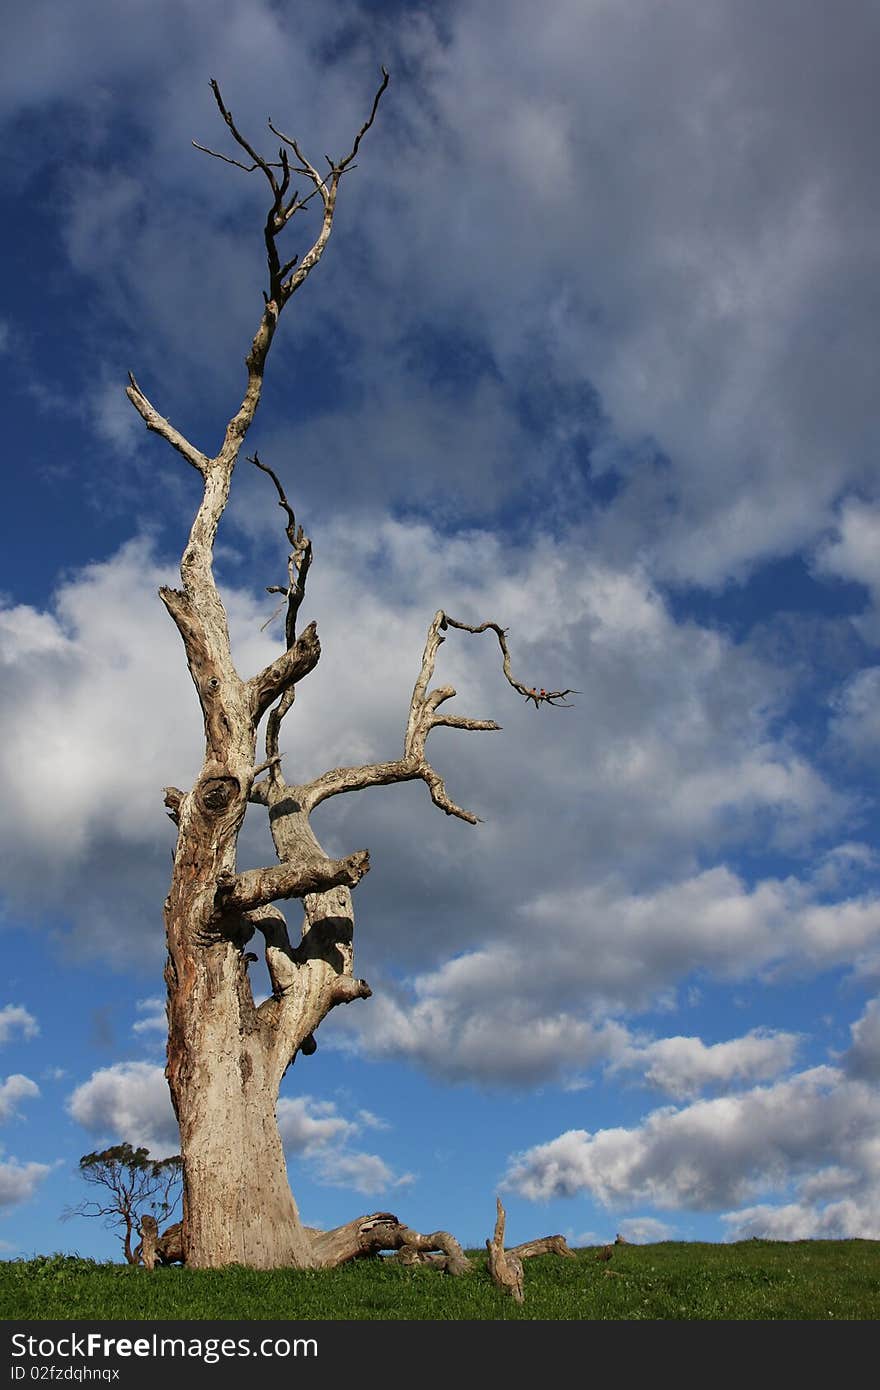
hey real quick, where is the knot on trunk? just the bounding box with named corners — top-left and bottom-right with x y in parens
top-left (198, 776), bottom-right (240, 812)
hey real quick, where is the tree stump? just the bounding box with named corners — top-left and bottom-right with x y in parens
top-left (139, 1215), bottom-right (159, 1272)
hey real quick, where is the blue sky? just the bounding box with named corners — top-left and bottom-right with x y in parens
top-left (2, 0), bottom-right (880, 1262)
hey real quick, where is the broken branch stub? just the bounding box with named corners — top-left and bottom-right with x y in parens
top-left (487, 1197), bottom-right (525, 1304)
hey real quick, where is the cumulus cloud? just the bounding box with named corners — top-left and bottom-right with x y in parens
top-left (0, 1075), bottom-right (40, 1122)
top-left (277, 1096), bottom-right (411, 1194)
top-left (66, 1063), bottom-right (407, 1193)
top-left (2, 0), bottom-right (878, 587)
top-left (1, 518), bottom-right (853, 995)
top-left (504, 1064), bottom-right (880, 1239)
top-left (309, 1151), bottom-right (414, 1197)
top-left (815, 500), bottom-right (880, 644)
top-left (343, 867), bottom-right (879, 1084)
top-left (829, 667), bottom-right (880, 764)
top-left (0, 1006), bottom-right (38, 1045)
top-left (610, 1029), bottom-right (801, 1100)
top-left (67, 1062), bottom-right (180, 1159)
top-left (842, 996), bottom-right (880, 1081)
top-left (131, 999), bottom-right (166, 1037)
top-left (616, 1216), bottom-right (675, 1244)
top-left (0, 1154), bottom-right (52, 1210)
top-left (276, 1097), bottom-right (356, 1155)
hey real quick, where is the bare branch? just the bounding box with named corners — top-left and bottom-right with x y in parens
top-left (420, 764), bottom-right (481, 824)
top-left (202, 72), bottom-right (389, 478)
top-left (246, 620), bottom-right (321, 723)
top-left (302, 758), bottom-right (417, 812)
top-left (253, 754), bottom-right (282, 779)
top-left (442, 614), bottom-right (579, 707)
top-left (431, 715), bottom-right (501, 732)
top-left (298, 608), bottom-right (510, 823)
top-left (191, 141), bottom-right (282, 174)
top-left (204, 79), bottom-right (279, 193)
top-left (250, 453), bottom-right (312, 649)
top-left (336, 66), bottom-right (390, 171)
top-left (125, 374), bottom-right (209, 475)
top-left (214, 848), bottom-right (370, 916)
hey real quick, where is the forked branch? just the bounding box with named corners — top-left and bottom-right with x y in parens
top-left (297, 608), bottom-right (575, 822)
top-left (194, 70), bottom-right (389, 310)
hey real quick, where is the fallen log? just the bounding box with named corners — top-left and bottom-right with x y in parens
top-left (145, 1205), bottom-right (572, 1279)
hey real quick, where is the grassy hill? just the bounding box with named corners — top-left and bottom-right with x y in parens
top-left (2, 1240), bottom-right (878, 1321)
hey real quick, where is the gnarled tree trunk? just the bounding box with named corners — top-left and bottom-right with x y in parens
top-left (129, 73), bottom-right (574, 1271)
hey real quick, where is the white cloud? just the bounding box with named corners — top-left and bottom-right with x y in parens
top-left (132, 999), bottom-right (166, 1036)
top-left (276, 1097), bottom-right (355, 1155)
top-left (66, 1064), bottom-right (407, 1193)
top-left (344, 867), bottom-right (880, 1084)
top-left (816, 500), bottom-right (880, 643)
top-left (0, 1006), bottom-right (38, 1045)
top-left (310, 1151), bottom-right (414, 1197)
top-left (277, 1096), bottom-right (410, 1195)
top-left (0, 1075), bottom-right (40, 1122)
top-left (611, 1029), bottom-right (801, 1100)
top-left (722, 1197), bottom-right (874, 1242)
top-left (66, 1062), bottom-right (179, 1159)
top-left (616, 1216), bottom-right (675, 1244)
top-left (842, 996), bottom-right (880, 1081)
top-left (2, 0), bottom-right (877, 590)
top-left (0, 1154), bottom-right (51, 1209)
top-left (829, 668), bottom-right (880, 763)
top-left (90, 376), bottom-right (143, 454)
top-left (504, 1064), bottom-right (880, 1239)
top-left (0, 522), bottom-right (850, 991)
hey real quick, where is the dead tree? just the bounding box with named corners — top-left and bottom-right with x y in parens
top-left (129, 73), bottom-right (574, 1270)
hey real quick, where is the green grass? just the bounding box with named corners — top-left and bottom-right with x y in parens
top-left (2, 1241), bottom-right (878, 1320)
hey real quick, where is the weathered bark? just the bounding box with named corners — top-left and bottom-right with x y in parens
top-left (487, 1197), bottom-right (525, 1303)
top-left (306, 1213), bottom-right (470, 1273)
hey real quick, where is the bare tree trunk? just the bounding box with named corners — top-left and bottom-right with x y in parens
top-left (170, 973), bottom-right (313, 1268)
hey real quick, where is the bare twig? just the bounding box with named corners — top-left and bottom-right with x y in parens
top-left (442, 615), bottom-right (579, 707)
top-left (250, 453), bottom-right (312, 649)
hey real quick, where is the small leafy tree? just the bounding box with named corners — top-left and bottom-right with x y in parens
top-left (64, 1144), bottom-right (182, 1264)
